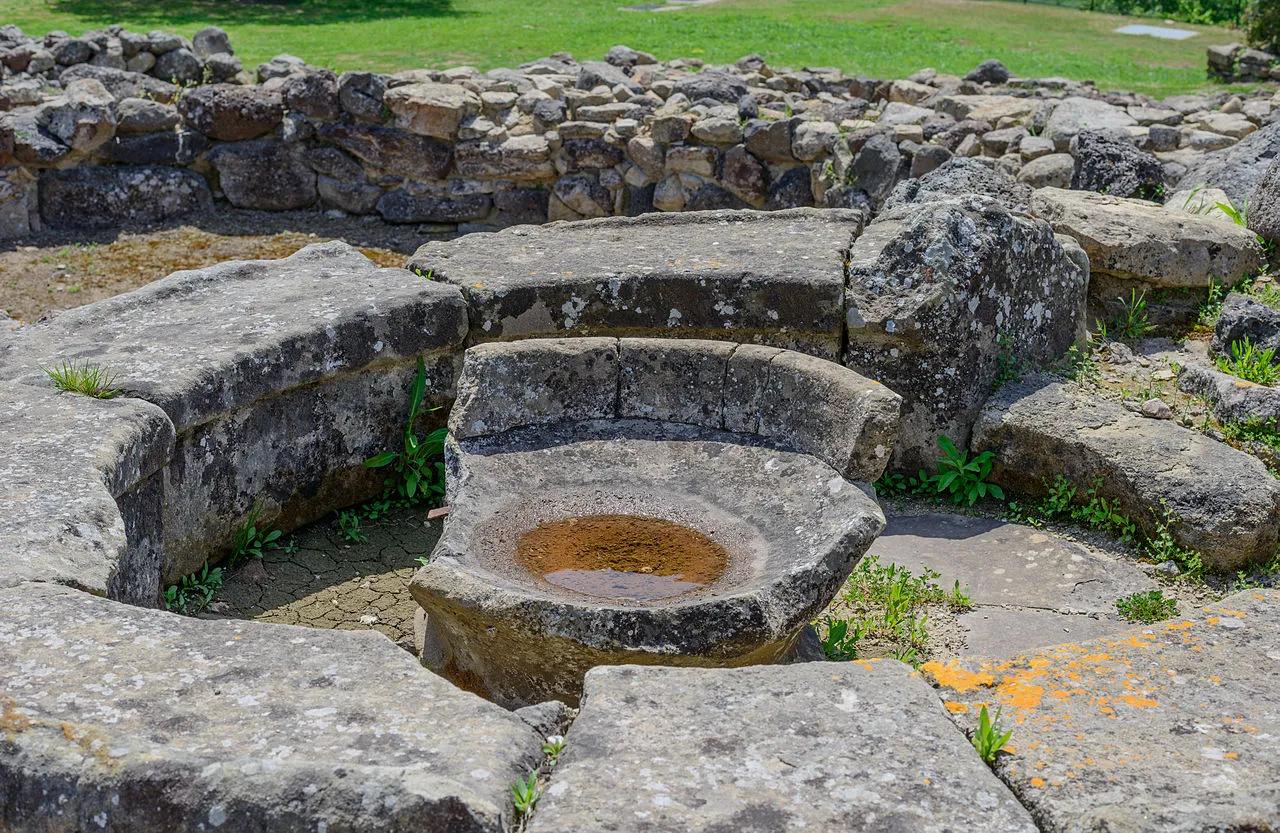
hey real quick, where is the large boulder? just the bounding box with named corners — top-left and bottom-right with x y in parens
top-left (1248, 157), bottom-right (1280, 244)
top-left (177, 84), bottom-right (283, 141)
top-left (383, 82), bottom-right (480, 140)
top-left (207, 139), bottom-right (316, 210)
top-left (318, 122), bottom-right (452, 179)
top-left (280, 67), bottom-right (341, 121)
top-left (528, 662), bottom-right (1037, 833)
top-left (973, 376), bottom-right (1280, 570)
top-left (884, 156), bottom-right (1033, 213)
top-left (844, 195), bottom-right (1089, 469)
top-left (1178, 121), bottom-right (1280, 206)
top-left (59, 63), bottom-right (178, 103)
top-left (38, 78), bottom-right (116, 154)
top-left (1179, 361), bottom-right (1280, 424)
top-left (848, 131), bottom-right (902, 208)
top-left (1069, 130), bottom-right (1164, 199)
top-left (1031, 187), bottom-right (1264, 288)
top-left (38, 166), bottom-right (211, 229)
top-left (672, 69), bottom-right (747, 103)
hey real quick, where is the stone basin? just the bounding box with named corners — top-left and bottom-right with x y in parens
top-left (409, 336), bottom-right (902, 707)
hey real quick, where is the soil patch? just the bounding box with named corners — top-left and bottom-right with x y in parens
top-left (516, 514), bottom-right (730, 601)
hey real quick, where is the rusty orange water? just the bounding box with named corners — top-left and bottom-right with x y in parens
top-left (515, 514), bottom-right (729, 601)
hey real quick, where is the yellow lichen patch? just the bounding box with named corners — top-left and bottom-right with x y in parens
top-left (0, 698), bottom-right (34, 739)
top-left (997, 679), bottom-right (1045, 713)
top-left (1117, 694), bottom-right (1160, 709)
top-left (853, 659), bottom-right (883, 670)
top-left (944, 701), bottom-right (969, 714)
top-left (1029, 777), bottom-right (1046, 788)
top-left (1207, 617), bottom-right (1221, 626)
top-left (920, 659), bottom-right (994, 693)
top-left (1164, 621), bottom-right (1195, 632)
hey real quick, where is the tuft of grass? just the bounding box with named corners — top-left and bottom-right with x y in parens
top-left (1115, 589), bottom-right (1179, 623)
top-left (1096, 289), bottom-right (1154, 343)
top-left (1216, 338), bottom-right (1280, 387)
top-left (364, 356), bottom-right (448, 503)
top-left (972, 704), bottom-right (1013, 764)
top-left (43, 360), bottom-right (121, 398)
top-left (230, 498), bottom-right (283, 567)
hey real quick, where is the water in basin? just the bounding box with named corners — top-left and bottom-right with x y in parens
top-left (515, 514), bottom-right (729, 601)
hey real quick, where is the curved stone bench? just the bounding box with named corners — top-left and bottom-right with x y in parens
top-left (411, 337), bottom-right (901, 706)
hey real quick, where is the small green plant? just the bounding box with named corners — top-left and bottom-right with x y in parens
top-left (43, 361), bottom-right (121, 398)
top-left (510, 772), bottom-right (542, 824)
top-left (365, 357), bottom-right (448, 503)
top-left (230, 498), bottom-right (283, 567)
top-left (1054, 342), bottom-right (1099, 383)
top-left (816, 617), bottom-right (862, 661)
top-left (972, 704), bottom-right (1013, 764)
top-left (928, 436), bottom-right (1004, 507)
top-left (1144, 504), bottom-right (1203, 579)
top-left (541, 735), bottom-right (566, 766)
top-left (1217, 338), bottom-right (1280, 387)
top-left (1216, 199), bottom-right (1248, 228)
top-left (1115, 589), bottom-right (1179, 623)
top-left (163, 563), bottom-right (224, 614)
top-left (1097, 290), bottom-right (1154, 343)
top-left (337, 509), bottom-right (368, 544)
top-left (992, 330), bottom-right (1025, 390)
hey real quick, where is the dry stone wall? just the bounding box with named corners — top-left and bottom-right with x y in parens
top-left (1, 24), bottom-right (1279, 240)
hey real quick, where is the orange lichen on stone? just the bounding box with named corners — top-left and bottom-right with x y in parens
top-left (921, 659), bottom-right (994, 693)
top-left (1117, 694), bottom-right (1160, 709)
top-left (944, 701), bottom-right (969, 713)
top-left (1, 699), bottom-right (34, 739)
top-left (998, 679), bottom-right (1045, 713)
top-left (1030, 777), bottom-right (1047, 788)
top-left (1165, 621), bottom-right (1195, 631)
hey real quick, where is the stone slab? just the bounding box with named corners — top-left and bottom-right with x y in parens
top-left (959, 607), bottom-right (1136, 658)
top-left (924, 589), bottom-right (1280, 833)
top-left (868, 514), bottom-right (1155, 614)
top-left (0, 382), bottom-right (172, 605)
top-left (0, 241), bottom-right (468, 432)
top-left (405, 209), bottom-right (859, 359)
top-left (527, 661), bottom-right (1037, 833)
top-left (1179, 361), bottom-right (1280, 424)
top-left (0, 582), bottom-right (542, 833)
top-left (974, 376), bottom-right (1280, 571)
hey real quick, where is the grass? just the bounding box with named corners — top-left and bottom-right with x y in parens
top-left (43, 360), bottom-right (121, 398)
top-left (0, 0), bottom-right (1252, 97)
top-left (1115, 589), bottom-right (1179, 622)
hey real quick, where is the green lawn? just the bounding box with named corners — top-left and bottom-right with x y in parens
top-left (0, 0), bottom-right (1250, 97)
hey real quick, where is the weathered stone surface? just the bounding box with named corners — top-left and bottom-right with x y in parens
top-left (317, 175), bottom-right (382, 214)
top-left (965, 59), bottom-right (1011, 85)
top-left (720, 143), bottom-right (768, 204)
top-left (0, 166), bottom-right (36, 239)
top-left (1249, 156), bottom-right (1280, 243)
top-left (114, 96), bottom-right (179, 134)
top-left (973, 376), bottom-right (1280, 570)
top-left (845, 196), bottom-right (1088, 468)
top-left (1212, 291), bottom-right (1280, 356)
top-left (177, 84), bottom-right (283, 141)
top-left (765, 164), bottom-right (814, 209)
top-left (280, 67), bottom-right (341, 121)
top-left (672, 69), bottom-right (747, 103)
top-left (925, 589), bottom-right (1280, 833)
top-left (384, 81), bottom-right (480, 140)
top-left (1179, 360), bottom-right (1280, 424)
top-left (0, 243), bottom-right (468, 579)
top-left (208, 139), bottom-right (316, 210)
top-left (60, 64), bottom-right (177, 103)
top-left (0, 582), bottom-right (542, 832)
top-left (377, 189), bottom-right (491, 224)
top-left (455, 135), bottom-right (553, 180)
top-left (413, 419), bottom-right (886, 706)
top-left (1177, 121), bottom-right (1280, 206)
top-left (884, 156), bottom-right (1032, 213)
top-left (337, 70), bottom-right (389, 122)
top-left (849, 131), bottom-right (902, 207)
top-left (95, 129), bottom-right (209, 166)
top-left (38, 165), bottom-right (211, 229)
top-left (153, 46), bottom-right (202, 85)
top-left (40, 78), bottom-right (116, 154)
top-left (1031, 187), bottom-right (1264, 288)
top-left (406, 209), bottom-right (858, 358)
top-left (1069, 129), bottom-right (1164, 198)
top-left (528, 662), bottom-right (1037, 833)
top-left (1016, 152), bottom-right (1074, 188)
top-left (319, 122), bottom-right (453, 179)
top-left (0, 384), bottom-right (172, 604)
top-left (450, 338), bottom-right (619, 439)
top-left (1044, 96), bottom-right (1136, 150)
top-left (191, 25), bottom-right (232, 58)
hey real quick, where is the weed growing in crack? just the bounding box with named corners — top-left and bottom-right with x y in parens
top-left (1096, 289), bottom-right (1154, 343)
top-left (874, 435), bottom-right (1003, 508)
top-left (337, 509), bottom-right (368, 544)
top-left (365, 356), bottom-right (447, 504)
top-left (510, 772), bottom-right (542, 830)
top-left (1115, 589), bottom-right (1179, 623)
top-left (971, 704), bottom-right (1013, 764)
top-left (230, 498), bottom-right (283, 568)
top-left (163, 563), bottom-right (224, 614)
top-left (541, 735), bottom-right (566, 766)
top-left (43, 361), bottom-right (121, 398)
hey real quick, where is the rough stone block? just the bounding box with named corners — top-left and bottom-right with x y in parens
top-left (449, 337), bottom-right (619, 439)
top-left (973, 376), bottom-right (1280, 570)
top-left (0, 384), bottom-right (172, 604)
top-left (38, 165), bottom-right (211, 229)
top-left (618, 337), bottom-right (733, 427)
top-left (527, 662), bottom-right (1037, 833)
top-left (924, 589), bottom-right (1280, 833)
top-left (0, 583), bottom-right (542, 833)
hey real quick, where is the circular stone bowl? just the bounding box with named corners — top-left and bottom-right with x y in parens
top-left (410, 419), bottom-right (886, 708)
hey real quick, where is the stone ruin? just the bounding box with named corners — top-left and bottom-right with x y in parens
top-left (2, 23), bottom-right (1280, 833)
